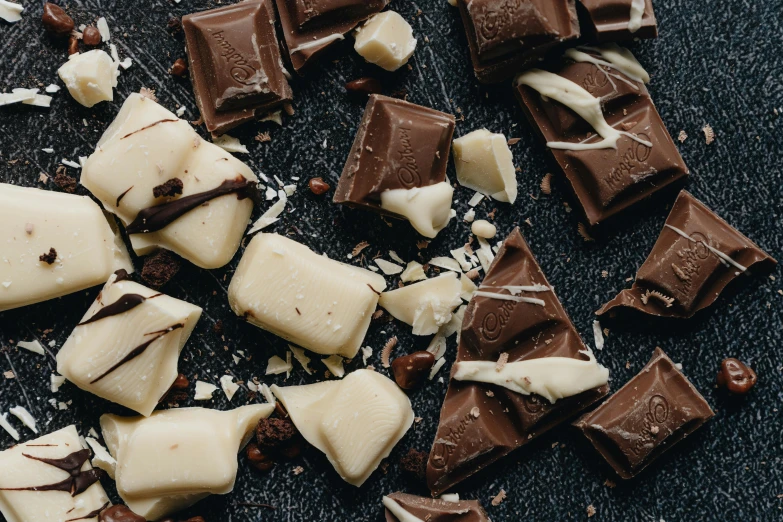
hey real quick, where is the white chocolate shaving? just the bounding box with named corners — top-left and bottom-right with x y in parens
top-left (9, 406), bottom-right (37, 433)
top-left (86, 436), bottom-right (117, 478)
top-left (593, 320), bottom-right (605, 350)
top-left (429, 357), bottom-right (446, 380)
top-left (17, 340), bottom-right (45, 355)
top-left (51, 373), bottom-right (67, 393)
top-left (194, 380), bottom-right (218, 400)
top-left (429, 256), bottom-right (462, 273)
top-left (0, 413), bottom-right (19, 440)
top-left (212, 134), bottom-right (249, 154)
top-left (375, 258), bottom-right (404, 275)
top-left (400, 261), bottom-right (427, 283)
top-left (290, 345), bottom-right (314, 375)
top-left (322, 355), bottom-right (345, 378)
top-left (248, 195), bottom-right (287, 235)
top-left (220, 375), bottom-right (239, 401)
top-left (266, 354), bottom-right (293, 377)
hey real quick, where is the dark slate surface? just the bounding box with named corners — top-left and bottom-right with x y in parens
top-left (1, 0), bottom-right (782, 520)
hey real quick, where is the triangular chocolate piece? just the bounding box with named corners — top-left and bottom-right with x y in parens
top-left (384, 492), bottom-right (489, 522)
top-left (426, 228), bottom-right (610, 494)
top-left (598, 190), bottom-right (777, 318)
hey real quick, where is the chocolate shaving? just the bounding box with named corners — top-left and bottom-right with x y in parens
top-left (153, 178), bottom-right (184, 198)
top-left (39, 247), bottom-right (57, 264)
top-left (540, 173), bottom-right (552, 195)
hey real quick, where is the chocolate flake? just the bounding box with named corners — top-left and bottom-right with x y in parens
top-left (39, 247), bottom-right (57, 264)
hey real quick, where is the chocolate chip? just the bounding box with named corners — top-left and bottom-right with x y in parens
top-left (717, 358), bottom-right (757, 395)
top-left (99, 505), bottom-right (146, 522)
top-left (246, 442), bottom-right (275, 472)
top-left (141, 249), bottom-right (181, 288)
top-left (39, 247), bottom-right (57, 265)
top-left (153, 178), bottom-right (184, 198)
top-left (68, 35), bottom-right (79, 55)
top-left (399, 448), bottom-right (427, 482)
top-left (53, 167), bottom-right (78, 193)
top-left (308, 177), bottom-right (330, 195)
top-left (82, 26), bottom-right (101, 46)
top-left (170, 58), bottom-right (188, 77)
top-left (391, 351), bottom-right (435, 390)
top-left (41, 3), bottom-right (75, 36)
top-left (345, 77), bottom-right (382, 97)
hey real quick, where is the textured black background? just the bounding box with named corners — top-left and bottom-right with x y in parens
top-left (1, 0), bottom-right (782, 520)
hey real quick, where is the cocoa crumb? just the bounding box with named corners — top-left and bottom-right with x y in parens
top-left (161, 373), bottom-right (189, 403)
top-left (703, 124), bottom-right (715, 145)
top-left (153, 178), bottom-right (184, 198)
top-left (39, 248), bottom-right (57, 265)
top-left (255, 132), bottom-right (271, 143)
top-left (141, 250), bottom-right (181, 288)
top-left (166, 17), bottom-right (183, 36)
top-left (256, 417), bottom-right (302, 459)
top-left (53, 167), bottom-right (77, 193)
top-left (399, 448), bottom-right (427, 482)
top-left (308, 177), bottom-right (330, 195)
top-left (170, 58), bottom-right (188, 77)
top-left (213, 320), bottom-right (224, 335)
top-left (587, 504), bottom-right (596, 517)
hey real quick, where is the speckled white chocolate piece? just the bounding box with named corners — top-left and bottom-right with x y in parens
top-left (379, 272), bottom-right (463, 335)
top-left (272, 370), bottom-right (413, 486)
top-left (81, 93), bottom-right (257, 269)
top-left (0, 425), bottom-right (110, 522)
top-left (228, 233), bottom-right (386, 358)
top-left (57, 273), bottom-right (202, 416)
top-left (100, 405), bottom-right (273, 520)
top-left (0, 183), bottom-right (133, 312)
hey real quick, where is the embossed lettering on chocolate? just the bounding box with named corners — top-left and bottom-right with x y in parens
top-left (574, 348), bottom-right (714, 479)
top-left (456, 0), bottom-right (580, 83)
top-left (426, 227), bottom-right (610, 495)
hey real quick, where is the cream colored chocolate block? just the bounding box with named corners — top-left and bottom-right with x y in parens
top-left (354, 11), bottom-right (417, 71)
top-left (57, 50), bottom-right (117, 108)
top-left (379, 182), bottom-right (454, 238)
top-left (100, 405), bottom-right (273, 520)
top-left (379, 272), bottom-right (463, 335)
top-left (81, 93), bottom-right (257, 269)
top-left (57, 272), bottom-right (202, 416)
top-left (228, 233), bottom-right (386, 358)
top-left (272, 370), bottom-right (413, 486)
top-left (453, 129), bottom-right (518, 203)
top-left (0, 425), bottom-right (111, 522)
top-left (0, 183), bottom-right (133, 312)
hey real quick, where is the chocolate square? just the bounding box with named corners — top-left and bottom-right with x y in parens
top-left (574, 348), bottom-right (714, 479)
top-left (577, 0), bottom-right (658, 41)
top-left (183, 0), bottom-right (293, 135)
top-left (333, 94), bottom-right (455, 213)
top-left (457, 0), bottom-right (580, 83)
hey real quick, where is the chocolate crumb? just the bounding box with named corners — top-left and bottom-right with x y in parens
top-left (141, 249), bottom-right (181, 288)
top-left (39, 247), bottom-right (57, 265)
top-left (170, 58), bottom-right (188, 77)
top-left (53, 167), bottom-right (77, 193)
top-left (399, 448), bottom-right (427, 482)
top-left (507, 137), bottom-right (521, 146)
top-left (345, 77), bottom-right (382, 97)
top-left (491, 489), bottom-right (507, 506)
top-left (153, 178), bottom-right (184, 198)
top-left (161, 373), bottom-right (190, 403)
top-left (256, 417), bottom-right (298, 450)
top-left (308, 177), bottom-right (330, 195)
top-left (587, 504), bottom-right (596, 517)
top-left (255, 132), bottom-right (271, 143)
top-left (82, 26), bottom-right (101, 46)
top-left (166, 16), bottom-right (183, 36)
top-left (41, 3), bottom-right (75, 36)
top-left (68, 35), bottom-right (79, 55)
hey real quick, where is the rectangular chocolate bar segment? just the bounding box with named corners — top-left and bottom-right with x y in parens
top-left (457, 0), bottom-right (580, 83)
top-left (574, 348), bottom-right (714, 479)
top-left (577, 0), bottom-right (658, 41)
top-left (275, 0), bottom-right (389, 72)
top-left (515, 45), bottom-right (688, 225)
top-left (598, 190), bottom-right (777, 318)
top-left (426, 228), bottom-right (610, 495)
top-left (183, 0), bottom-right (293, 135)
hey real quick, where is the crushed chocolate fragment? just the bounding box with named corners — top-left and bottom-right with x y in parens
top-left (161, 373), bottom-right (190, 403)
top-left (153, 178), bottom-right (184, 198)
top-left (381, 336), bottom-right (398, 368)
top-left (213, 320), bottom-right (224, 335)
top-left (345, 77), bottom-right (383, 97)
top-left (399, 448), bottom-right (427, 482)
top-left (678, 130), bottom-right (688, 143)
top-left (53, 167), bottom-right (78, 193)
top-left (68, 35), bottom-right (79, 55)
top-left (490, 489), bottom-right (507, 506)
top-left (139, 87), bottom-right (157, 102)
top-left (540, 173), bottom-right (552, 195)
top-left (308, 177), bottom-right (330, 195)
top-left (717, 358), bottom-right (757, 395)
top-left (391, 351), bottom-right (435, 390)
top-left (256, 417), bottom-right (301, 459)
top-left (507, 138), bottom-right (521, 146)
top-left (166, 16), bottom-right (183, 36)
top-left (170, 58), bottom-right (188, 77)
top-left (578, 223), bottom-right (594, 242)
top-left (703, 124), bottom-right (715, 144)
top-left (255, 132), bottom-right (271, 143)
top-left (42, 3), bottom-right (75, 36)
top-left (82, 26), bottom-right (101, 46)
top-left (587, 504), bottom-right (596, 518)
top-left (39, 247), bottom-right (57, 265)
top-left (141, 249), bottom-right (181, 288)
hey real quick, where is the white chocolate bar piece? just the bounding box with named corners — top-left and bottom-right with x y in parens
top-left (57, 50), bottom-right (117, 108)
top-left (228, 233), bottom-right (386, 358)
top-left (0, 425), bottom-right (111, 522)
top-left (453, 129), bottom-right (518, 203)
top-left (379, 182), bottom-right (455, 238)
top-left (57, 272), bottom-right (202, 416)
top-left (100, 405), bottom-right (273, 520)
top-left (354, 11), bottom-right (417, 71)
top-left (379, 272), bottom-right (463, 335)
top-left (272, 369), bottom-right (413, 486)
top-left (0, 183), bottom-right (133, 312)
top-left (81, 93), bottom-right (258, 269)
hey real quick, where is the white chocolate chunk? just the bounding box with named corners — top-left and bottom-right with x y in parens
top-left (82, 93), bottom-right (258, 269)
top-left (16, 340), bottom-right (45, 355)
top-left (453, 350), bottom-right (609, 404)
top-left (400, 261), bottom-right (427, 283)
top-left (379, 273), bottom-right (463, 336)
top-left (354, 11), bottom-right (417, 72)
top-left (57, 50), bottom-right (117, 108)
top-left (453, 129), bottom-right (518, 203)
top-left (8, 407), bottom-right (37, 434)
top-left (0, 0), bottom-right (23, 23)
top-left (56, 275), bottom-right (202, 416)
top-left (565, 44), bottom-right (650, 85)
top-left (380, 182), bottom-right (454, 238)
top-left (85, 436), bottom-right (117, 479)
top-left (228, 234), bottom-right (386, 358)
top-left (0, 426), bottom-right (111, 522)
top-left (220, 375), bottom-right (239, 401)
top-left (50, 374), bottom-right (66, 393)
top-left (272, 370), bottom-right (413, 486)
top-left (100, 405), bottom-right (273, 520)
top-left (194, 380), bottom-right (218, 400)
top-left (471, 219), bottom-right (497, 239)
top-left (0, 184), bottom-right (133, 312)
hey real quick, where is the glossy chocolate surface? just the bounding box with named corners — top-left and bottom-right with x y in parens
top-left (384, 492), bottom-right (489, 522)
top-left (577, 0), bottom-right (658, 41)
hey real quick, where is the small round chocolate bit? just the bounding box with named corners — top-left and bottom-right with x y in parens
top-left (308, 177), bottom-right (330, 195)
top-left (42, 3), bottom-right (75, 36)
top-left (170, 58), bottom-right (188, 77)
top-left (717, 358), bottom-right (757, 395)
top-left (391, 351), bottom-right (435, 390)
top-left (246, 442), bottom-right (275, 472)
top-left (83, 26), bottom-right (102, 46)
top-left (345, 77), bottom-right (382, 97)
top-left (99, 505), bottom-right (146, 522)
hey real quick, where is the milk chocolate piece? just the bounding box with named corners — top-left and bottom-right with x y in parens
top-left (426, 228), bottom-right (610, 494)
top-left (577, 0), bottom-right (658, 41)
top-left (597, 191), bottom-right (777, 318)
top-left (574, 348), bottom-right (714, 479)
top-left (183, 0), bottom-right (293, 135)
top-left (275, 0), bottom-right (389, 72)
top-left (384, 492), bottom-right (490, 522)
top-left (515, 46), bottom-right (688, 224)
top-left (334, 95), bottom-right (456, 237)
top-left (456, 0), bottom-right (580, 83)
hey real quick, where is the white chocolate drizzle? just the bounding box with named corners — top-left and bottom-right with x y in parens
top-left (565, 44), bottom-right (650, 87)
top-left (453, 349), bottom-right (609, 404)
top-left (664, 224), bottom-right (748, 272)
top-left (629, 0), bottom-right (646, 33)
top-left (474, 283), bottom-right (551, 306)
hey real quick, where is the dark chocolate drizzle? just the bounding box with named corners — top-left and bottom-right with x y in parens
top-left (113, 269), bottom-right (131, 282)
top-left (65, 500), bottom-right (111, 522)
top-left (89, 323), bottom-right (185, 384)
top-left (0, 449), bottom-right (106, 497)
top-left (125, 176), bottom-right (258, 234)
top-left (116, 186), bottom-right (134, 207)
top-left (77, 294), bottom-right (149, 326)
top-left (120, 119), bottom-right (179, 140)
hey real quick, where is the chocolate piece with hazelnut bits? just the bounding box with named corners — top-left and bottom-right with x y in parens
top-left (334, 95), bottom-right (456, 238)
top-left (426, 228), bottom-right (610, 495)
top-left (275, 0), bottom-right (389, 72)
top-left (597, 191), bottom-right (777, 319)
top-left (383, 492), bottom-right (490, 522)
top-left (574, 348), bottom-right (714, 479)
top-left (576, 0), bottom-right (658, 42)
top-left (183, 0), bottom-right (293, 135)
top-left (515, 45), bottom-right (688, 225)
top-left (456, 0), bottom-right (580, 84)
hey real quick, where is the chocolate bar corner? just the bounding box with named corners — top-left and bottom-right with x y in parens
top-left (576, 0), bottom-right (658, 42)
